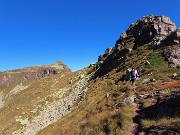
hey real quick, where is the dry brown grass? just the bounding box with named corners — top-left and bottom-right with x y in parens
top-left (159, 80), bottom-right (180, 90)
top-left (37, 47), bottom-right (179, 135)
top-left (1, 43), bottom-right (179, 135)
top-left (38, 70), bottom-right (135, 135)
top-left (0, 69), bottom-right (87, 135)
top-left (142, 118), bottom-right (180, 129)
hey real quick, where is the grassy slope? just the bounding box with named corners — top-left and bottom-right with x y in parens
top-left (38, 45), bottom-right (180, 135)
top-left (0, 69), bottom-right (86, 135)
top-left (0, 44), bottom-right (179, 135)
top-left (38, 72), bottom-right (135, 135)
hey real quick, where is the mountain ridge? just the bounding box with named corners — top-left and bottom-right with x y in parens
top-left (0, 15), bottom-right (180, 135)
top-left (0, 61), bottom-right (71, 86)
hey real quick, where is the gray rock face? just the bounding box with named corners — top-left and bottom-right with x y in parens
top-left (0, 69), bottom-right (56, 86)
top-left (98, 54), bottom-right (104, 62)
top-left (13, 77), bottom-right (90, 135)
top-left (98, 48), bottom-right (113, 62)
top-left (94, 15), bottom-right (180, 77)
top-left (163, 29), bottom-right (180, 45)
top-left (21, 72), bottom-right (39, 82)
top-left (94, 47), bottom-right (114, 70)
top-left (163, 45), bottom-right (180, 68)
top-left (0, 62), bottom-right (71, 86)
top-left (22, 68), bottom-right (57, 81)
top-left (0, 74), bottom-right (16, 85)
top-left (38, 69), bottom-right (57, 77)
top-left (105, 48), bottom-right (113, 55)
top-left (50, 61), bottom-right (71, 73)
top-left (115, 44), bottom-right (122, 51)
top-left (116, 15), bottom-right (177, 48)
top-left (142, 79), bottom-right (150, 84)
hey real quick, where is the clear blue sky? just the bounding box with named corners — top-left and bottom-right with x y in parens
top-left (0, 0), bottom-right (180, 72)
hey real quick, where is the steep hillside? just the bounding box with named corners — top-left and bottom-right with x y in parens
top-left (0, 15), bottom-right (180, 135)
top-left (38, 15), bottom-right (180, 135)
top-left (0, 61), bottom-right (74, 135)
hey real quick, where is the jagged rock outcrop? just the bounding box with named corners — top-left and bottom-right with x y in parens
top-left (38, 68), bottom-right (57, 77)
top-left (98, 48), bottom-right (114, 63)
top-left (94, 47), bottom-right (129, 77)
top-left (116, 15), bottom-right (177, 48)
top-left (89, 47), bottom-right (115, 71)
top-left (93, 15), bottom-right (180, 78)
top-left (163, 28), bottom-right (180, 45)
top-left (0, 74), bottom-right (16, 85)
top-left (163, 45), bottom-right (180, 68)
top-left (49, 61), bottom-right (71, 73)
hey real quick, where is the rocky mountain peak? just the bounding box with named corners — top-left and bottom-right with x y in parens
top-left (92, 15), bottom-right (180, 77)
top-left (0, 61), bottom-right (71, 86)
top-left (0, 15), bottom-right (180, 135)
top-left (54, 61), bottom-right (63, 65)
top-left (48, 61), bottom-right (71, 72)
top-left (116, 15), bottom-right (177, 48)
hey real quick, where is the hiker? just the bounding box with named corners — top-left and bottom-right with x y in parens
top-left (131, 67), bottom-right (139, 89)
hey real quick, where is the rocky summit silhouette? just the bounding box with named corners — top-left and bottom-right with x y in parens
top-left (0, 15), bottom-right (179, 135)
top-left (93, 15), bottom-right (180, 77)
top-left (118, 15), bottom-right (177, 47)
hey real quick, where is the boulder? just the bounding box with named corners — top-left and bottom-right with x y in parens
top-left (115, 44), bottom-right (122, 51)
top-left (173, 73), bottom-right (178, 77)
top-left (105, 48), bottom-right (113, 55)
top-left (98, 54), bottom-right (104, 62)
top-left (142, 78), bottom-right (150, 84)
top-left (120, 32), bottom-right (127, 39)
top-left (163, 45), bottom-right (180, 68)
top-left (145, 61), bottom-right (151, 65)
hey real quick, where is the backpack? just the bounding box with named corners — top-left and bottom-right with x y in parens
top-left (131, 70), bottom-right (136, 78)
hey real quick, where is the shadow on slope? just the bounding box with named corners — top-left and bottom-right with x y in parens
top-left (93, 48), bottom-right (129, 78)
top-left (142, 93), bottom-right (180, 134)
top-left (142, 94), bottom-right (180, 119)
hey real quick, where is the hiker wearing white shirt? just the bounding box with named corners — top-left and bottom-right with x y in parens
top-left (130, 67), bottom-right (139, 88)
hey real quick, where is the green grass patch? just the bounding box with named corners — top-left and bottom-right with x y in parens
top-left (151, 73), bottom-right (164, 80)
top-left (146, 52), bottom-right (166, 69)
top-left (162, 68), bottom-right (180, 74)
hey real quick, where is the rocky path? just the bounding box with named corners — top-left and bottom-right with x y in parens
top-left (129, 94), bottom-right (143, 135)
top-left (128, 87), bottom-right (180, 135)
top-left (117, 86), bottom-right (180, 135)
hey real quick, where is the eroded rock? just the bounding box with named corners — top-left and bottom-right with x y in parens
top-left (13, 77), bottom-right (90, 135)
top-left (163, 45), bottom-right (180, 68)
top-left (116, 15), bottom-right (177, 48)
